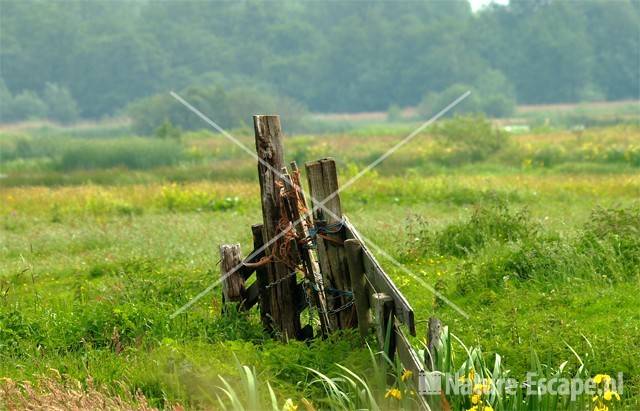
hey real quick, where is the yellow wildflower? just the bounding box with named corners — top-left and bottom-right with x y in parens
top-left (385, 388), bottom-right (402, 400)
top-left (483, 406), bottom-right (494, 411)
top-left (592, 395), bottom-right (599, 402)
top-left (593, 374), bottom-right (611, 384)
top-left (593, 405), bottom-right (609, 411)
top-left (401, 369), bottom-right (413, 382)
top-left (458, 375), bottom-right (467, 383)
top-left (469, 369), bottom-right (475, 381)
top-left (283, 398), bottom-right (298, 411)
top-left (467, 406), bottom-right (478, 411)
top-left (603, 390), bottom-right (620, 401)
top-left (471, 394), bottom-right (481, 404)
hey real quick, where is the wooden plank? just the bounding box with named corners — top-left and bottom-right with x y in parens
top-left (253, 115), bottom-right (302, 341)
top-left (305, 158), bottom-right (355, 331)
top-left (344, 239), bottom-right (371, 339)
top-left (344, 217), bottom-right (416, 335)
top-left (220, 244), bottom-right (244, 303)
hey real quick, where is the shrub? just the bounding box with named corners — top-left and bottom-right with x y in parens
top-left (416, 204), bottom-right (538, 257)
top-left (127, 85), bottom-right (307, 135)
top-left (428, 115), bottom-right (509, 165)
top-left (579, 206), bottom-right (640, 279)
top-left (418, 70), bottom-right (516, 119)
top-left (57, 138), bottom-right (183, 171)
top-left (7, 91), bottom-right (48, 121)
top-left (42, 83), bottom-right (79, 124)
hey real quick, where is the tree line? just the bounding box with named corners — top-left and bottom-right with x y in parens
top-left (1, 0), bottom-right (638, 123)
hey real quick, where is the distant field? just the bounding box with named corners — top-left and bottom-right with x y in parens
top-left (1, 118), bottom-right (639, 409)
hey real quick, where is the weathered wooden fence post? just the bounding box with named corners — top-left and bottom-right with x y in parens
top-left (306, 158), bottom-right (356, 330)
top-left (344, 239), bottom-right (370, 339)
top-left (253, 115), bottom-right (301, 340)
top-left (220, 244), bottom-right (244, 305)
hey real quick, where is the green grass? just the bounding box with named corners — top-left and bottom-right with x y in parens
top-left (1, 118), bottom-right (639, 409)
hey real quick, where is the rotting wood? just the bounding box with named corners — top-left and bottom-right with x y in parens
top-left (220, 244), bottom-right (244, 304)
top-left (305, 158), bottom-right (355, 330)
top-left (253, 115), bottom-right (301, 340)
top-left (343, 217), bottom-right (416, 335)
top-left (344, 239), bottom-right (370, 339)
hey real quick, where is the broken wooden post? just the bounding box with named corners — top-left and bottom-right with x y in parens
top-left (253, 115), bottom-right (301, 340)
top-left (345, 239), bottom-right (370, 339)
top-left (305, 158), bottom-right (355, 331)
top-left (373, 292), bottom-right (396, 360)
top-left (220, 244), bottom-right (244, 305)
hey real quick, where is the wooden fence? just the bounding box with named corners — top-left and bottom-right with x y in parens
top-left (218, 115), bottom-right (438, 409)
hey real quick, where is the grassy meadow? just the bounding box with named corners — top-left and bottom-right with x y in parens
top-left (1, 116), bottom-right (639, 409)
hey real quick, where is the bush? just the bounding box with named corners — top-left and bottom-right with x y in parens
top-left (7, 91), bottom-right (48, 121)
top-left (127, 85), bottom-right (308, 135)
top-left (416, 203), bottom-right (538, 257)
top-left (57, 138), bottom-right (183, 171)
top-left (418, 70), bottom-right (516, 119)
top-left (428, 115), bottom-right (509, 165)
top-left (579, 206), bottom-right (640, 279)
top-left (42, 83), bottom-right (79, 124)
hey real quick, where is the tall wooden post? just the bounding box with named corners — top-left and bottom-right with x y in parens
top-left (253, 115), bottom-right (301, 340)
top-left (306, 158), bottom-right (356, 330)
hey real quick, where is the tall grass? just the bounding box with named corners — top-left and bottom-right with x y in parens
top-left (58, 138), bottom-right (183, 171)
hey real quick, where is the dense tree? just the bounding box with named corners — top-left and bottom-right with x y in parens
top-left (0, 0), bottom-right (637, 121)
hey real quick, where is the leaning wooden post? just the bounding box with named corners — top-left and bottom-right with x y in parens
top-left (306, 158), bottom-right (355, 331)
top-left (345, 239), bottom-right (370, 339)
top-left (220, 244), bottom-right (244, 306)
top-left (253, 115), bottom-right (301, 340)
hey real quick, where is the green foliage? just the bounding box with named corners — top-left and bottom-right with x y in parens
top-left (128, 85), bottom-right (307, 135)
top-left (1, 1), bottom-right (638, 120)
top-left (154, 119), bottom-right (182, 140)
top-left (415, 203), bottom-right (537, 258)
top-left (42, 83), bottom-right (79, 124)
top-left (386, 104), bottom-right (402, 122)
top-left (418, 71), bottom-right (517, 119)
top-left (6, 90), bottom-right (48, 121)
top-left (58, 138), bottom-right (183, 171)
top-left (0, 81), bottom-right (79, 123)
top-left (428, 115), bottom-right (510, 165)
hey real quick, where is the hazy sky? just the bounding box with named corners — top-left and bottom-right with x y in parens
top-left (469, 0), bottom-right (509, 12)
